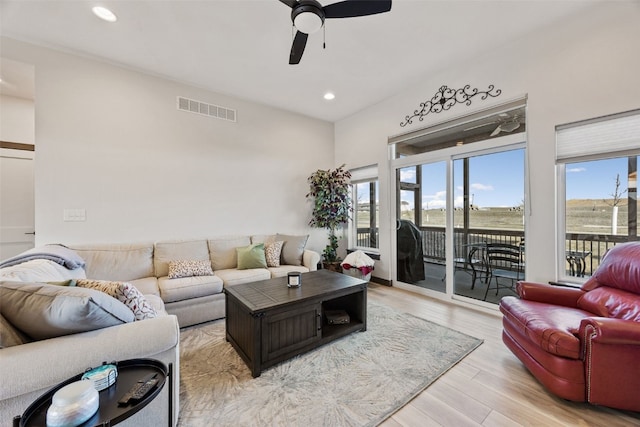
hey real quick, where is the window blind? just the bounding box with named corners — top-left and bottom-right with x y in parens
top-left (350, 164), bottom-right (378, 182)
top-left (556, 109), bottom-right (640, 161)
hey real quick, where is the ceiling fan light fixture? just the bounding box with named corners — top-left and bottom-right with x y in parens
top-left (293, 11), bottom-right (324, 34)
top-left (92, 6), bottom-right (117, 23)
top-left (501, 121), bottom-right (521, 133)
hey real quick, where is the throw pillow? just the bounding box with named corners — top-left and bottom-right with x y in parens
top-left (0, 312), bottom-right (30, 348)
top-left (276, 234), bottom-right (309, 266)
top-left (0, 281), bottom-right (134, 340)
top-left (77, 279), bottom-right (157, 321)
top-left (265, 241), bottom-right (284, 267)
top-left (236, 243), bottom-right (268, 270)
top-left (167, 259), bottom-right (214, 279)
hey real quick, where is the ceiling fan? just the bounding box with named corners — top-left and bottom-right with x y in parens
top-left (489, 113), bottom-right (524, 137)
top-left (278, 0), bottom-right (392, 64)
top-left (464, 112), bottom-right (525, 137)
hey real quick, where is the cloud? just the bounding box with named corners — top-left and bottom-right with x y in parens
top-left (471, 183), bottom-right (494, 191)
top-left (422, 190), bottom-right (446, 209)
top-left (400, 169), bottom-right (416, 182)
top-left (567, 167), bottom-right (587, 173)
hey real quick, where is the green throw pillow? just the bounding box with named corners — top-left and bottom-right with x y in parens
top-left (236, 243), bottom-right (268, 270)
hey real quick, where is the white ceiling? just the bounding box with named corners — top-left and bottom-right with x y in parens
top-left (0, 0), bottom-right (599, 122)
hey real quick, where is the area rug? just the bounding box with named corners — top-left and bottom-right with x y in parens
top-left (177, 301), bottom-right (483, 427)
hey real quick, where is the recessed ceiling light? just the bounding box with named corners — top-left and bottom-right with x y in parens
top-left (92, 6), bottom-right (117, 23)
top-left (323, 92), bottom-right (335, 101)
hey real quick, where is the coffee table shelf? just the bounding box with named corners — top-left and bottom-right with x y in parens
top-left (224, 270), bottom-right (367, 377)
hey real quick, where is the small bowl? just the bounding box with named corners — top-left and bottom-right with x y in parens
top-left (46, 380), bottom-right (99, 427)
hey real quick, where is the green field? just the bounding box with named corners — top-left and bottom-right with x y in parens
top-left (361, 198), bottom-right (630, 235)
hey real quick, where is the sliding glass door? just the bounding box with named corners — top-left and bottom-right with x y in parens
top-left (452, 149), bottom-right (525, 304)
top-left (396, 162), bottom-right (447, 292)
top-left (392, 139), bottom-right (526, 306)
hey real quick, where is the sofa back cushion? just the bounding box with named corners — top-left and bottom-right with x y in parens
top-left (69, 243), bottom-right (154, 281)
top-left (578, 287), bottom-right (640, 321)
top-left (154, 240), bottom-right (210, 277)
top-left (582, 241), bottom-right (640, 294)
top-left (208, 236), bottom-right (251, 270)
top-left (275, 234), bottom-right (309, 266)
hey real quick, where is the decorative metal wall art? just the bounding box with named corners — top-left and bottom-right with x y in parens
top-left (400, 84), bottom-right (502, 127)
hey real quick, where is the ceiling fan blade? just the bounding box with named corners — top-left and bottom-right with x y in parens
top-left (289, 31), bottom-right (309, 64)
top-left (279, 0), bottom-right (298, 8)
top-left (490, 126), bottom-right (502, 137)
top-left (500, 121), bottom-right (521, 133)
top-left (324, 0), bottom-right (392, 19)
top-left (464, 120), bottom-right (498, 132)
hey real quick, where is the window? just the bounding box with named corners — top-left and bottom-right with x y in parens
top-left (350, 165), bottom-right (379, 250)
top-left (557, 109), bottom-right (640, 280)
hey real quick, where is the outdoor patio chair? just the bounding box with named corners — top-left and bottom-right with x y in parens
top-left (484, 243), bottom-right (524, 300)
top-left (453, 243), bottom-right (484, 289)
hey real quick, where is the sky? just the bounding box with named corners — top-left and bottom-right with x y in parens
top-left (394, 151), bottom-right (632, 210)
top-left (401, 149), bottom-right (525, 210)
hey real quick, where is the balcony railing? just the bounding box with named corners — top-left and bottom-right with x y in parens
top-left (357, 226), bottom-right (637, 277)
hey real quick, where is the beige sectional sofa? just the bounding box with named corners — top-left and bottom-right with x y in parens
top-left (0, 234), bottom-right (319, 426)
top-left (69, 234), bottom-right (319, 327)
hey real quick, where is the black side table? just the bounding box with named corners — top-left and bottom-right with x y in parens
top-left (14, 358), bottom-right (173, 427)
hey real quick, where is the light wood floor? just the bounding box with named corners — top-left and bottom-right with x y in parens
top-left (368, 283), bottom-right (640, 427)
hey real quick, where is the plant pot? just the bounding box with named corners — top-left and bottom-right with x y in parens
top-left (322, 262), bottom-right (343, 273)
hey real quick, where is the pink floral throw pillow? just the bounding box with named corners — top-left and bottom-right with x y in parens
top-left (77, 279), bottom-right (157, 321)
top-left (265, 241), bottom-right (284, 267)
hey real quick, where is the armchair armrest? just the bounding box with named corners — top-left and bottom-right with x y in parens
top-left (516, 281), bottom-right (585, 308)
top-left (580, 317), bottom-right (640, 410)
top-left (580, 317), bottom-right (640, 345)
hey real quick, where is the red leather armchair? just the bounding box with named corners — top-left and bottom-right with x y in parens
top-left (500, 242), bottom-right (640, 411)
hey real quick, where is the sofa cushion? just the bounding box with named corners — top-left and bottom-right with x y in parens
top-left (237, 243), bottom-right (268, 270)
top-left (129, 277), bottom-right (160, 297)
top-left (69, 243), bottom-right (154, 282)
top-left (144, 294), bottom-right (167, 315)
top-left (168, 260), bottom-right (214, 279)
top-left (267, 265), bottom-right (310, 278)
top-left (276, 234), bottom-right (309, 266)
top-left (215, 268), bottom-right (271, 287)
top-left (154, 240), bottom-right (210, 277)
top-left (0, 281), bottom-right (134, 340)
top-left (157, 275), bottom-right (223, 303)
top-left (0, 313), bottom-right (30, 348)
top-left (265, 241), bottom-right (284, 267)
top-left (77, 279), bottom-right (157, 321)
top-left (582, 242), bottom-right (640, 293)
top-left (578, 287), bottom-right (640, 321)
top-left (208, 236), bottom-right (251, 270)
top-left (500, 296), bottom-right (592, 359)
top-left (251, 234), bottom-right (276, 245)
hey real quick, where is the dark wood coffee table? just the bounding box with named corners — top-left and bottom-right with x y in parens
top-left (224, 269), bottom-right (367, 377)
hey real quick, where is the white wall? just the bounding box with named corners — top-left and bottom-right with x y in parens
top-left (335, 2), bottom-right (640, 283)
top-left (0, 95), bottom-right (34, 144)
top-left (0, 37), bottom-right (335, 252)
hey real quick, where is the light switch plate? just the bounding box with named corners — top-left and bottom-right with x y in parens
top-left (63, 209), bottom-right (86, 222)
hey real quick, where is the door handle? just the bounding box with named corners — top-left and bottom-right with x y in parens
top-left (24, 232), bottom-right (35, 235)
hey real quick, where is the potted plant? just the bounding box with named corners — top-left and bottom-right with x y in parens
top-left (306, 164), bottom-right (352, 272)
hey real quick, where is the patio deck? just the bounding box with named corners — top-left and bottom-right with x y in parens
top-left (406, 261), bottom-right (517, 305)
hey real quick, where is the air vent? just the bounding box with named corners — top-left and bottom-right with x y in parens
top-left (177, 96), bottom-right (237, 123)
